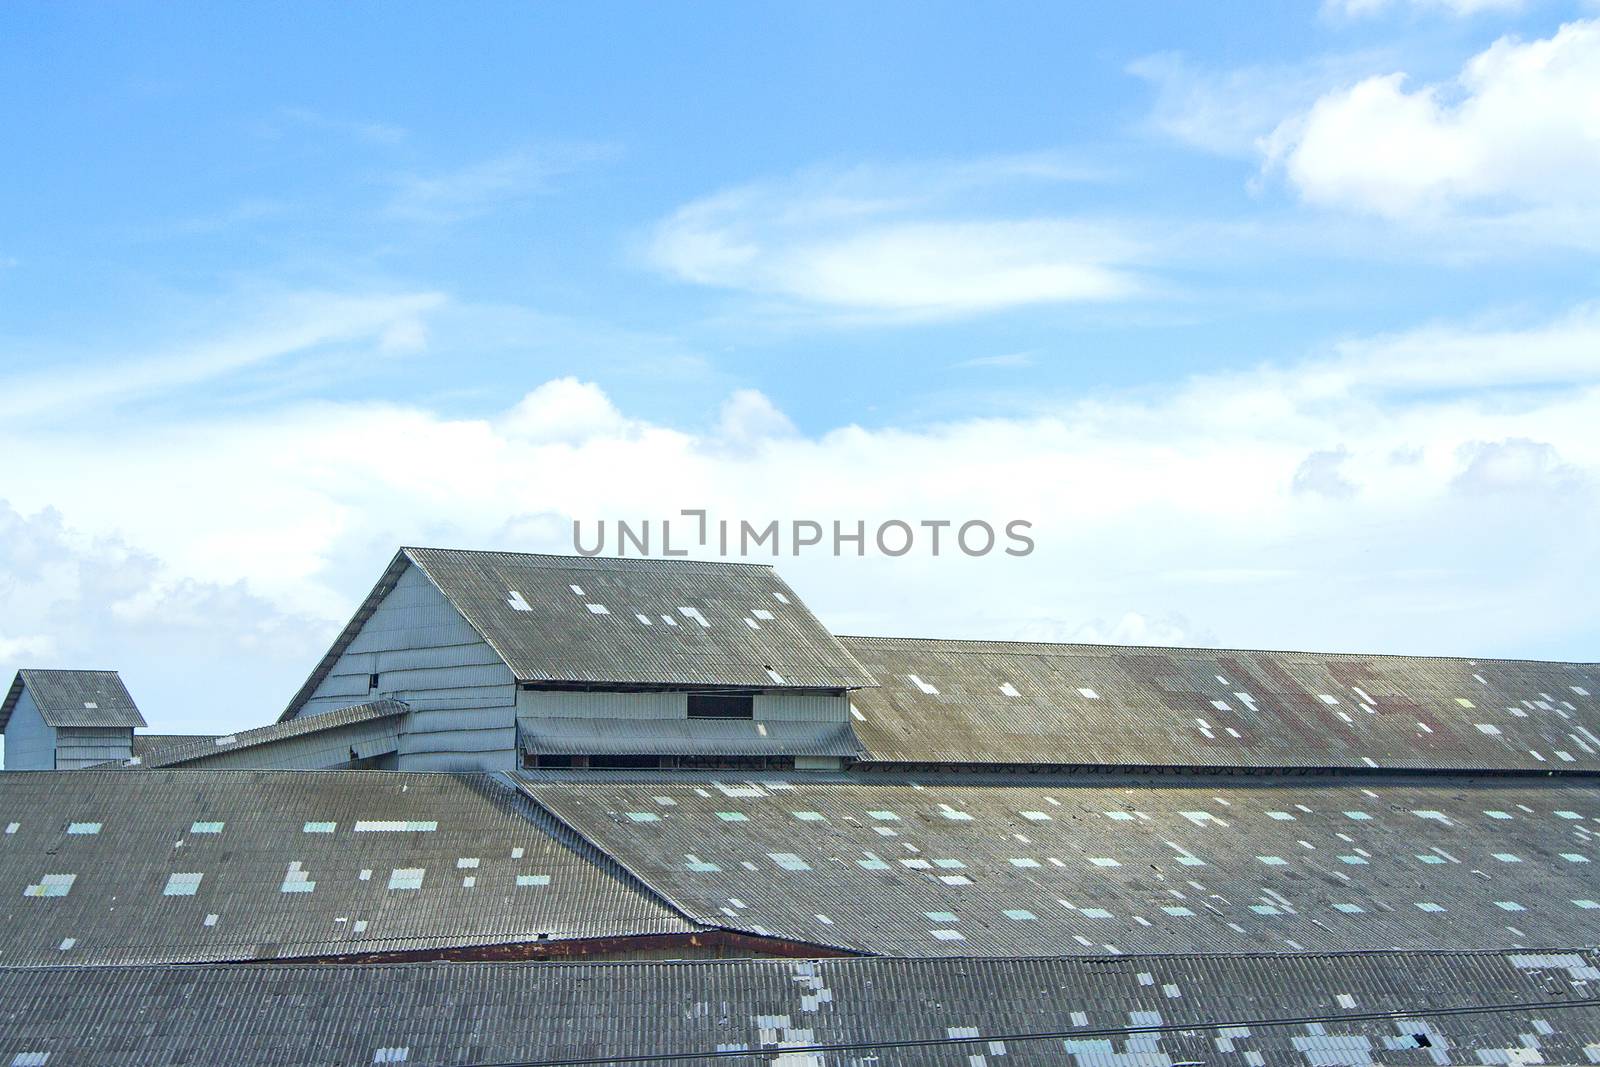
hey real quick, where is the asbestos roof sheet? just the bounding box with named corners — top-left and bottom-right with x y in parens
top-left (844, 635), bottom-right (1600, 772)
top-left (405, 546), bottom-right (875, 689)
top-left (519, 715), bottom-right (865, 757)
top-left (3, 950), bottom-right (1599, 1065)
top-left (1, 670), bottom-right (146, 731)
top-left (130, 700), bottom-right (407, 768)
top-left (516, 769), bottom-right (1600, 959)
top-left (0, 770), bottom-right (688, 966)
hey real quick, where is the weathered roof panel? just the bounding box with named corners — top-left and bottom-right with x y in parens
top-left (1, 670), bottom-right (146, 731)
top-left (844, 635), bottom-right (1600, 772)
top-left (3, 951), bottom-right (1598, 1065)
top-left (406, 547), bottom-right (875, 689)
top-left (0, 770), bottom-right (689, 966)
top-left (516, 769), bottom-right (1600, 958)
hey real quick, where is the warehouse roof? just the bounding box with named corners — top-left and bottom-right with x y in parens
top-left (844, 635), bottom-right (1600, 772)
top-left (0, 770), bottom-right (689, 966)
top-left (1, 670), bottom-right (147, 731)
top-left (516, 769), bottom-right (1600, 958)
top-left (3, 950), bottom-right (1597, 1065)
top-left (130, 699), bottom-right (407, 768)
top-left (283, 548), bottom-right (874, 721)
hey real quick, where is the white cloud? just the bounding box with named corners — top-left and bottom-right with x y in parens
top-left (1264, 20), bottom-right (1600, 221)
top-left (0, 502), bottom-right (326, 744)
top-left (6, 303), bottom-right (1600, 731)
top-left (500, 378), bottom-right (635, 443)
top-left (716, 389), bottom-right (797, 449)
top-left (1129, 52), bottom-right (1385, 156)
top-left (646, 161), bottom-right (1143, 319)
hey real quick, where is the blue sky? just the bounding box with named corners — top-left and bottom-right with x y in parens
top-left (2, 1), bottom-right (1598, 735)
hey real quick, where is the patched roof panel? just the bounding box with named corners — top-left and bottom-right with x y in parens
top-left (844, 635), bottom-right (1600, 771)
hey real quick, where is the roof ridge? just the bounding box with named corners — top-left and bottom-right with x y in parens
top-left (402, 545), bottom-right (778, 570)
top-left (838, 633), bottom-right (1600, 668)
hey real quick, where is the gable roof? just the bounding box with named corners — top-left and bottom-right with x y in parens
top-left (1, 670), bottom-right (146, 732)
top-left (282, 548), bottom-right (874, 720)
top-left (843, 635), bottom-right (1600, 772)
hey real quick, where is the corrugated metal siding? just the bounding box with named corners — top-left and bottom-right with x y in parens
top-left (845, 635), bottom-right (1600, 772)
top-left (0, 770), bottom-right (689, 966)
top-left (518, 717), bottom-right (864, 757)
top-left (53, 727), bottom-right (133, 770)
top-left (406, 547), bottom-right (875, 689)
top-left (756, 691), bottom-right (849, 723)
top-left (517, 689), bottom-right (689, 720)
top-left (1, 690), bottom-right (55, 770)
top-left (294, 564), bottom-right (517, 770)
top-left (516, 770), bottom-right (1600, 958)
top-left (4, 952), bottom-right (1599, 1065)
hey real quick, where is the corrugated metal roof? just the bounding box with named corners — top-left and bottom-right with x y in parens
top-left (407, 547), bottom-right (875, 689)
top-left (844, 635), bottom-right (1600, 772)
top-left (1, 670), bottom-right (146, 731)
top-left (280, 548), bottom-right (876, 722)
top-left (0, 770), bottom-right (690, 966)
top-left (3, 950), bottom-right (1598, 1064)
top-left (130, 700), bottom-right (407, 768)
top-left (130, 733), bottom-right (215, 758)
top-left (519, 716), bottom-right (865, 758)
top-left (516, 769), bottom-right (1600, 958)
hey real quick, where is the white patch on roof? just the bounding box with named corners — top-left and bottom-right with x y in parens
top-left (506, 590), bottom-right (532, 612)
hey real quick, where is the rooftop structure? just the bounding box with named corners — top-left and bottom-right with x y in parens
top-left (0, 670), bottom-right (147, 770)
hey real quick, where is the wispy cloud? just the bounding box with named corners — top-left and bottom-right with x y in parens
top-left (262, 106), bottom-right (409, 146)
top-left (1322, 0), bottom-right (1524, 18)
top-left (956, 351), bottom-right (1037, 369)
top-left (0, 290), bottom-right (445, 419)
top-left (388, 145), bottom-right (619, 224)
top-left (645, 158), bottom-right (1144, 320)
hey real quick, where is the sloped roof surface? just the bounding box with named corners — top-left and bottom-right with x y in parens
top-left (131, 700), bottom-right (406, 768)
top-left (1, 670), bottom-right (146, 731)
top-left (519, 715), bottom-right (865, 758)
top-left (517, 770), bottom-right (1600, 957)
top-left (0, 771), bottom-right (688, 966)
top-left (3, 951), bottom-right (1598, 1065)
top-left (406, 546), bottom-right (875, 689)
top-left (844, 636), bottom-right (1600, 771)
top-left (130, 734), bottom-right (214, 758)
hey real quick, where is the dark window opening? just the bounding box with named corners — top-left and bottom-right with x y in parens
top-left (368, 673), bottom-right (380, 691)
top-left (589, 754), bottom-right (662, 770)
top-left (687, 692), bottom-right (754, 719)
top-left (1412, 1035), bottom-right (1432, 1049)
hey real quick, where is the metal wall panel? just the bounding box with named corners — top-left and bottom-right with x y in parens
top-left (53, 728), bottom-right (133, 770)
top-left (516, 689), bottom-right (688, 720)
top-left (1, 689), bottom-right (55, 770)
top-left (296, 564), bottom-right (517, 770)
top-left (755, 691), bottom-right (849, 723)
